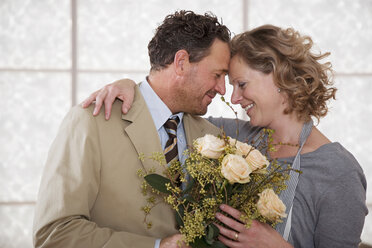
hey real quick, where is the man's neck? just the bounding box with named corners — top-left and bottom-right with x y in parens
top-left (147, 71), bottom-right (178, 114)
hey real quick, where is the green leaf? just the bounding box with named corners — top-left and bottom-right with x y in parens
top-left (226, 183), bottom-right (233, 195)
top-left (183, 176), bottom-right (195, 193)
top-left (213, 241), bottom-right (228, 248)
top-left (175, 204), bottom-right (184, 228)
top-left (205, 225), bottom-right (214, 244)
top-left (183, 194), bottom-right (195, 203)
top-left (190, 237), bottom-right (209, 248)
top-left (205, 223), bottom-right (220, 245)
top-left (144, 174), bottom-right (171, 194)
top-left (222, 183), bottom-right (233, 202)
top-left (209, 223), bottom-right (220, 238)
top-left (190, 227), bottom-right (225, 247)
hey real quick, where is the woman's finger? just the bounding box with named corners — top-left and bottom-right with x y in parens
top-left (217, 234), bottom-right (240, 248)
top-left (215, 223), bottom-right (242, 243)
top-left (219, 204), bottom-right (244, 223)
top-left (120, 91), bottom-right (135, 114)
top-left (93, 88), bottom-right (108, 116)
top-left (103, 88), bottom-right (119, 120)
top-left (215, 212), bottom-right (245, 233)
top-left (81, 90), bottom-right (99, 108)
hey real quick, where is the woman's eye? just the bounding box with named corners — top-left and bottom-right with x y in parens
top-left (238, 82), bottom-right (246, 88)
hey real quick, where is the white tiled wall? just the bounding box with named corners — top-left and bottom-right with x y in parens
top-left (1, 0), bottom-right (371, 247)
top-left (0, 72), bottom-right (71, 203)
top-left (78, 0), bottom-right (244, 71)
top-left (0, 0), bottom-right (71, 69)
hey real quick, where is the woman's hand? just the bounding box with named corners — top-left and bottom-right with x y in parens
top-left (81, 78), bottom-right (136, 120)
top-left (215, 204), bottom-right (293, 248)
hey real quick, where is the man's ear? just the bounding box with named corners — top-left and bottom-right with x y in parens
top-left (173, 50), bottom-right (190, 75)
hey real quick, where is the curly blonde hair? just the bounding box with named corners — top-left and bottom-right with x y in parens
top-left (230, 24), bottom-right (337, 123)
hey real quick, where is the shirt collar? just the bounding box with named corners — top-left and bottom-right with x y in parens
top-left (139, 78), bottom-right (184, 130)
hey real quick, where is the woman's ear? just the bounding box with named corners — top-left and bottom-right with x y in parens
top-left (173, 49), bottom-right (190, 75)
top-left (280, 91), bottom-right (289, 106)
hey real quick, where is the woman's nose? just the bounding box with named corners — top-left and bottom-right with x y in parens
top-left (231, 88), bottom-right (242, 104)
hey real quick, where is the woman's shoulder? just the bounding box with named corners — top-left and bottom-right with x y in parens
top-left (308, 142), bottom-right (356, 163)
top-left (302, 127), bottom-right (363, 176)
top-left (303, 142), bottom-right (365, 181)
top-left (297, 142), bottom-right (367, 215)
top-left (206, 116), bottom-right (263, 142)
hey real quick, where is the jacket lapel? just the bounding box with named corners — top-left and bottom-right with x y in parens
top-left (121, 86), bottom-right (164, 173)
top-left (183, 114), bottom-right (222, 148)
top-left (183, 114), bottom-right (206, 147)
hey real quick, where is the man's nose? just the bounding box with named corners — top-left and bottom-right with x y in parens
top-left (215, 76), bottom-right (226, 95)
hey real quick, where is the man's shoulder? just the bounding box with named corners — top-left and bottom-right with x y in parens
top-left (184, 113), bottom-right (210, 124)
top-left (184, 113), bottom-right (208, 124)
top-left (65, 99), bottom-right (127, 126)
top-left (183, 114), bottom-right (221, 135)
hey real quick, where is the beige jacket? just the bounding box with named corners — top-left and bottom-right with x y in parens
top-left (33, 86), bottom-right (221, 248)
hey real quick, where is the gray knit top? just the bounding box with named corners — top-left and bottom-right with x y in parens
top-left (207, 117), bottom-right (368, 248)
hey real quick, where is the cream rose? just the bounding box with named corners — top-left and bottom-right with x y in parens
top-left (229, 138), bottom-right (269, 172)
top-left (257, 188), bottom-right (287, 221)
top-left (195, 134), bottom-right (225, 159)
top-left (245, 149), bottom-right (270, 171)
top-left (229, 138), bottom-right (253, 156)
top-left (221, 154), bottom-right (252, 184)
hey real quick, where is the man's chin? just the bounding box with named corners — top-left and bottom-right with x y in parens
top-left (188, 106), bottom-right (208, 116)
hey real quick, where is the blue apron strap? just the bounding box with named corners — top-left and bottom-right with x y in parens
top-left (283, 205), bottom-right (293, 240)
top-left (275, 120), bottom-right (313, 240)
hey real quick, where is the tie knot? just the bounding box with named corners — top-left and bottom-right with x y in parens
top-left (164, 117), bottom-right (179, 131)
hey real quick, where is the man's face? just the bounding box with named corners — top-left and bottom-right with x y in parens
top-left (175, 39), bottom-right (230, 115)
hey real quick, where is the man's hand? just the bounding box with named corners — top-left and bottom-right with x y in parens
top-left (160, 234), bottom-right (191, 248)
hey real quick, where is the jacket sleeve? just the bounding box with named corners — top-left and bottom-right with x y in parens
top-left (33, 105), bottom-right (157, 248)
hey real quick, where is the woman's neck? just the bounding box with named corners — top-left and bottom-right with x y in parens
top-left (267, 115), bottom-right (306, 159)
top-left (267, 115), bottom-right (331, 159)
top-left (269, 115), bottom-right (305, 145)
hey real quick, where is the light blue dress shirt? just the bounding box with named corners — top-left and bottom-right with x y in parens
top-left (139, 79), bottom-right (186, 248)
top-left (139, 79), bottom-right (187, 164)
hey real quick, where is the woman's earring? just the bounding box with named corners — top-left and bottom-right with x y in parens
top-left (278, 88), bottom-right (281, 93)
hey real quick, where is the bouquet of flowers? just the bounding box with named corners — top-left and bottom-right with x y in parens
top-left (138, 130), bottom-right (292, 247)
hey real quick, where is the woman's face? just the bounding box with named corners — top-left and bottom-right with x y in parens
top-left (228, 55), bottom-right (287, 127)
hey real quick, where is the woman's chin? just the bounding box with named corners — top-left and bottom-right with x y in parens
top-left (249, 117), bottom-right (263, 127)
top-left (249, 118), bottom-right (257, 126)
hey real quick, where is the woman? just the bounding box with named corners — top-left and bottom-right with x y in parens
top-left (82, 25), bottom-right (367, 248)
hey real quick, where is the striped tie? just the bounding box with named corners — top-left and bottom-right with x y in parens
top-left (163, 117), bottom-right (180, 164)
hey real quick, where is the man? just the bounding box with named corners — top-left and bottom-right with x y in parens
top-left (33, 10), bottom-right (231, 248)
